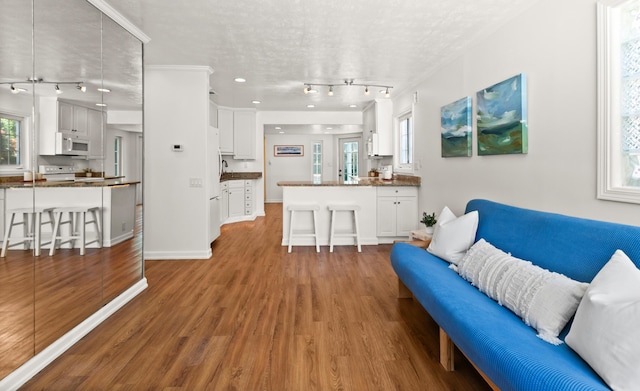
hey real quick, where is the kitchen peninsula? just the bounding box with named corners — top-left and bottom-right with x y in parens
top-left (278, 175), bottom-right (420, 248)
top-left (1, 179), bottom-right (139, 249)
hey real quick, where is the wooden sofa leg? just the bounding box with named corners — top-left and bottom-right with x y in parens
top-left (398, 279), bottom-right (413, 299)
top-left (439, 328), bottom-right (455, 371)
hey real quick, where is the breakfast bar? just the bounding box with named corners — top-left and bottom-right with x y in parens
top-left (278, 175), bottom-right (420, 249)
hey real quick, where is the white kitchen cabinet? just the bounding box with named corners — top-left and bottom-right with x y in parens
top-left (218, 108), bottom-right (234, 154)
top-left (220, 182), bottom-right (229, 221)
top-left (39, 97), bottom-right (102, 156)
top-left (87, 108), bottom-right (104, 158)
top-left (228, 180), bottom-right (245, 218)
top-left (365, 99), bottom-right (393, 157)
top-left (376, 187), bottom-right (418, 237)
top-left (233, 110), bottom-right (256, 159)
top-left (244, 180), bottom-right (253, 215)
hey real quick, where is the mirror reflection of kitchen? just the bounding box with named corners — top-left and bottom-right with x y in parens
top-left (0, 0), bottom-right (144, 379)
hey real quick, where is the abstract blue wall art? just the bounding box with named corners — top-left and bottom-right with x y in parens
top-left (441, 96), bottom-right (472, 157)
top-left (476, 74), bottom-right (528, 155)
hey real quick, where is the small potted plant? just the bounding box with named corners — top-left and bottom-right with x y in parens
top-left (83, 167), bottom-right (93, 177)
top-left (420, 211), bottom-right (437, 235)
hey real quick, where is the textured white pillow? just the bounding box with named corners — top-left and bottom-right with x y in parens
top-left (426, 206), bottom-right (478, 264)
top-left (565, 250), bottom-right (640, 391)
top-left (457, 239), bottom-right (589, 345)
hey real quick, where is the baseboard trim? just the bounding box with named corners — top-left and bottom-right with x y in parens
top-left (0, 278), bottom-right (148, 391)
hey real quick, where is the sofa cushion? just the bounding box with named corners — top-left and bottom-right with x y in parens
top-left (566, 250), bottom-right (640, 391)
top-left (426, 206), bottom-right (478, 264)
top-left (457, 239), bottom-right (588, 345)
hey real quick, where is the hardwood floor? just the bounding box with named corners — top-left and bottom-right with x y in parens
top-left (22, 203), bottom-right (491, 390)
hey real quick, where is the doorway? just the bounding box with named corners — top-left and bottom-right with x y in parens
top-left (339, 137), bottom-right (360, 181)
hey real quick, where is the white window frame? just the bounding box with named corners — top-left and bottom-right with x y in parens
top-left (312, 140), bottom-right (322, 181)
top-left (114, 136), bottom-right (123, 177)
top-left (597, 0), bottom-right (640, 204)
top-left (395, 109), bottom-right (414, 172)
top-left (0, 109), bottom-right (29, 173)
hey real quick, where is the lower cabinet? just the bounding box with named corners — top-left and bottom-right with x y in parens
top-left (220, 182), bottom-right (229, 221)
top-left (376, 187), bottom-right (418, 237)
top-left (228, 180), bottom-right (245, 218)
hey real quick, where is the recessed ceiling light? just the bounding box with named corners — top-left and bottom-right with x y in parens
top-left (252, 100), bottom-right (261, 104)
top-left (349, 104), bottom-right (357, 108)
top-left (307, 104), bottom-right (315, 108)
top-left (275, 126), bottom-right (281, 130)
top-left (234, 77), bottom-right (246, 83)
top-left (278, 131), bottom-right (285, 134)
top-left (97, 88), bottom-right (111, 92)
top-left (96, 103), bottom-right (107, 107)
top-left (326, 127), bottom-right (333, 130)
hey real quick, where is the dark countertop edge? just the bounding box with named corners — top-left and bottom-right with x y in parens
top-left (278, 178), bottom-right (420, 187)
top-left (0, 180), bottom-right (140, 189)
top-left (220, 172), bottom-right (263, 182)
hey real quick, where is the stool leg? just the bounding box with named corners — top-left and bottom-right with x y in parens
top-left (312, 209), bottom-right (319, 252)
top-left (329, 209), bottom-right (336, 253)
top-left (34, 212), bottom-right (42, 256)
top-left (288, 210), bottom-right (295, 253)
top-left (91, 209), bottom-right (102, 248)
top-left (353, 209), bottom-right (361, 252)
top-left (49, 211), bottom-right (62, 256)
top-left (23, 212), bottom-right (31, 251)
top-left (1, 212), bottom-right (17, 257)
top-left (79, 212), bottom-right (86, 256)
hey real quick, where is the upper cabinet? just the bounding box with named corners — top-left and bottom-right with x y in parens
top-left (217, 107), bottom-right (256, 159)
top-left (364, 99), bottom-right (393, 157)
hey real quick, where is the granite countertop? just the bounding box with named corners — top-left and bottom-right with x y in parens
top-left (0, 178), bottom-right (140, 188)
top-left (278, 175), bottom-right (420, 187)
top-left (220, 172), bottom-right (262, 182)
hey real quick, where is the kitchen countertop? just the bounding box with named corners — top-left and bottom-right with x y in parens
top-left (278, 174), bottom-right (420, 187)
top-left (220, 172), bottom-right (262, 182)
top-left (0, 178), bottom-right (140, 188)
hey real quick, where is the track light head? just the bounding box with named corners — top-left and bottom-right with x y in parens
top-left (77, 84), bottom-right (87, 92)
top-left (55, 84), bottom-right (63, 94)
top-left (364, 86), bottom-right (370, 96)
top-left (328, 86), bottom-right (334, 96)
top-left (304, 85), bottom-right (311, 94)
top-left (10, 84), bottom-right (18, 94)
top-left (384, 88), bottom-right (390, 98)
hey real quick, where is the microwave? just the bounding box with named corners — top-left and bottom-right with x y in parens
top-left (55, 133), bottom-right (90, 156)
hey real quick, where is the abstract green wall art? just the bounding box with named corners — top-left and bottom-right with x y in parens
top-left (476, 74), bottom-right (528, 155)
top-left (440, 96), bottom-right (472, 157)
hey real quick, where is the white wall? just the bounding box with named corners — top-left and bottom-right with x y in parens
top-left (393, 0), bottom-right (640, 226)
top-left (144, 66), bottom-right (213, 259)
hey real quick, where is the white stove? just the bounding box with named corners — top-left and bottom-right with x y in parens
top-left (39, 165), bottom-right (77, 182)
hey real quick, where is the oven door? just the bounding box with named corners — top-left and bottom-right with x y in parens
top-left (55, 133), bottom-right (90, 156)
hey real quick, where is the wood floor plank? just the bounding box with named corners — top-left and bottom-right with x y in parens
top-left (21, 203), bottom-right (491, 390)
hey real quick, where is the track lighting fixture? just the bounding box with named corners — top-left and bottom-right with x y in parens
top-left (2, 78), bottom-right (87, 94)
top-left (302, 79), bottom-right (393, 97)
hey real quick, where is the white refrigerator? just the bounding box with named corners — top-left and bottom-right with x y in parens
top-left (208, 126), bottom-right (221, 244)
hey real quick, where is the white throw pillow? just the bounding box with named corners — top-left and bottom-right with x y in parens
top-left (457, 239), bottom-right (589, 345)
top-left (565, 250), bottom-right (640, 391)
top-left (426, 206), bottom-right (478, 264)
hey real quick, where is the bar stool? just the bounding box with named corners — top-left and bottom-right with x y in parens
top-left (49, 206), bottom-right (102, 256)
top-left (328, 205), bottom-right (361, 253)
top-left (287, 204), bottom-right (320, 253)
top-left (1, 207), bottom-right (55, 257)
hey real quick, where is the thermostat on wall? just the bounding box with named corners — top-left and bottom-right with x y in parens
top-left (171, 144), bottom-right (184, 152)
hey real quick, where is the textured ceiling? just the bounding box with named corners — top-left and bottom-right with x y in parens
top-left (106, 0), bottom-right (540, 113)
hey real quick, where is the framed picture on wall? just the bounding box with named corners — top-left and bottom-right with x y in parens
top-left (440, 96), bottom-right (473, 157)
top-left (274, 145), bottom-right (304, 156)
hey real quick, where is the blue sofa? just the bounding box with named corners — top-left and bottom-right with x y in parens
top-left (391, 199), bottom-right (640, 391)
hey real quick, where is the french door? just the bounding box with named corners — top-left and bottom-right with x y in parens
top-left (339, 137), bottom-right (360, 181)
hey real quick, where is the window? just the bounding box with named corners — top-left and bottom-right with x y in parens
top-left (114, 136), bottom-right (122, 176)
top-left (397, 112), bottom-right (413, 170)
top-left (312, 141), bottom-right (322, 181)
top-left (0, 113), bottom-right (23, 168)
top-left (598, 0), bottom-right (640, 203)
